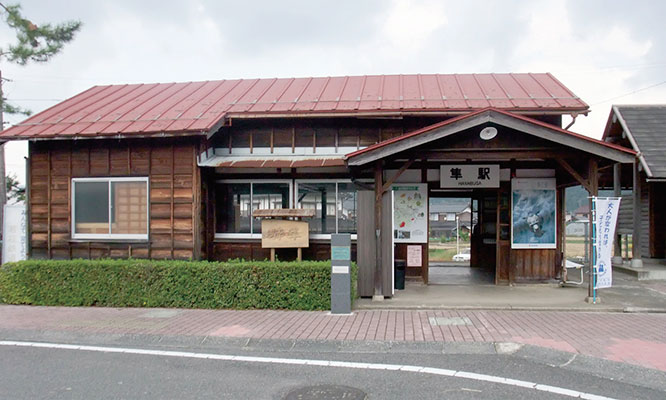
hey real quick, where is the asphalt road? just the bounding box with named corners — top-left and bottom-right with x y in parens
top-left (1, 335), bottom-right (665, 400)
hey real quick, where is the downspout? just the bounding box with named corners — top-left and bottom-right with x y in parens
top-left (564, 113), bottom-right (578, 130)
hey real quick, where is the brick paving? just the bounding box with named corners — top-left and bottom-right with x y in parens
top-left (1, 305), bottom-right (666, 371)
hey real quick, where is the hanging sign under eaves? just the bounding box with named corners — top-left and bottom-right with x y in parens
top-left (440, 165), bottom-right (500, 188)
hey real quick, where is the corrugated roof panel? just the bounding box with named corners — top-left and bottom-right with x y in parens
top-left (534, 73), bottom-right (582, 108)
top-left (379, 75), bottom-right (401, 110)
top-left (436, 75), bottom-right (467, 109)
top-left (60, 84), bottom-right (146, 124)
top-left (336, 75), bottom-right (364, 111)
top-left (518, 74), bottom-right (561, 108)
top-left (493, 74), bottom-right (533, 108)
top-left (290, 77), bottom-right (329, 111)
top-left (420, 74), bottom-right (446, 109)
top-left (247, 78), bottom-right (293, 113)
top-left (357, 75), bottom-right (382, 110)
top-left (455, 75), bottom-right (490, 109)
top-left (170, 80), bottom-right (244, 132)
top-left (186, 80), bottom-right (260, 131)
top-left (401, 75), bottom-right (422, 109)
top-left (269, 78), bottom-right (311, 112)
top-left (20, 85), bottom-right (109, 129)
top-left (225, 78), bottom-right (274, 113)
top-left (90, 83), bottom-right (161, 125)
top-left (121, 81), bottom-right (207, 133)
top-left (51, 85), bottom-right (130, 125)
top-left (142, 80), bottom-right (225, 133)
top-left (474, 74), bottom-right (515, 108)
top-left (0, 73), bottom-right (590, 139)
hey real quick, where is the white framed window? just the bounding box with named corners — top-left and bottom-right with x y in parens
top-left (295, 179), bottom-right (360, 239)
top-left (215, 179), bottom-right (293, 239)
top-left (72, 177), bottom-right (149, 240)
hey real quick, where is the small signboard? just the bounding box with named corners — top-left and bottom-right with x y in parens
top-left (407, 245), bottom-right (422, 267)
top-left (440, 165), bottom-right (499, 188)
top-left (332, 246), bottom-right (351, 261)
top-left (331, 234), bottom-right (351, 314)
top-left (2, 204), bottom-right (27, 264)
top-left (261, 219), bottom-right (309, 248)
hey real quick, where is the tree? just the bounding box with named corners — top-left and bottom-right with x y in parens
top-left (6, 173), bottom-right (24, 203)
top-left (0, 2), bottom-right (81, 238)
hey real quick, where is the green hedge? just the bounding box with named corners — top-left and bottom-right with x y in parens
top-left (0, 259), bottom-right (357, 311)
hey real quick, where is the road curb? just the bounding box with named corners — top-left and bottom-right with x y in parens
top-left (1, 328), bottom-right (665, 393)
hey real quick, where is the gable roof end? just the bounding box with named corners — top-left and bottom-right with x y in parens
top-left (346, 108), bottom-right (635, 166)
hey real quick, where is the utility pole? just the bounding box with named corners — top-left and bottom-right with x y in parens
top-left (0, 70), bottom-right (6, 247)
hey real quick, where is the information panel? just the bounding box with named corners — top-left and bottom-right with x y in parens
top-left (392, 184), bottom-right (428, 243)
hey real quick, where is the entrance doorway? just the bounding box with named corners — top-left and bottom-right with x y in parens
top-left (428, 196), bottom-right (494, 285)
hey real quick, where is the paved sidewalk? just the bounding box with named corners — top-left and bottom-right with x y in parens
top-left (1, 305), bottom-right (665, 372)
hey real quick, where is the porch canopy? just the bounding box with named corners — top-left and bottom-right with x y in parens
top-left (346, 108), bottom-right (635, 298)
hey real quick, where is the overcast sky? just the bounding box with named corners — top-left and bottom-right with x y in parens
top-left (1, 0), bottom-right (665, 183)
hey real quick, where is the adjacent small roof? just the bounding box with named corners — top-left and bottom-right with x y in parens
top-left (603, 105), bottom-right (666, 178)
top-left (0, 73), bottom-right (588, 140)
top-left (346, 108), bottom-right (635, 165)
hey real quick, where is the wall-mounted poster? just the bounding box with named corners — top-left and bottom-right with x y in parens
top-left (392, 184), bottom-right (428, 243)
top-left (511, 178), bottom-right (556, 249)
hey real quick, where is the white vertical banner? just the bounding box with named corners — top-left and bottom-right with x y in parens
top-left (594, 198), bottom-right (621, 289)
top-left (2, 204), bottom-right (28, 264)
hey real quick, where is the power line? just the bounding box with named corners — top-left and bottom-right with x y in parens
top-left (590, 80), bottom-right (666, 106)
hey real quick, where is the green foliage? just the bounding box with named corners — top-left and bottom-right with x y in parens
top-left (0, 259), bottom-right (358, 310)
top-left (0, 2), bottom-right (82, 116)
top-left (0, 3), bottom-right (82, 65)
top-left (6, 173), bottom-right (24, 202)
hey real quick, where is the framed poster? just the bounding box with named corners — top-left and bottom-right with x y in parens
top-left (392, 183), bottom-right (428, 243)
top-left (511, 178), bottom-right (556, 249)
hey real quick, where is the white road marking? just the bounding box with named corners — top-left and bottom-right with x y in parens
top-left (0, 340), bottom-right (616, 400)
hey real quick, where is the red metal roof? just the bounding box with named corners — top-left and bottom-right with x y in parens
top-left (0, 73), bottom-right (589, 140)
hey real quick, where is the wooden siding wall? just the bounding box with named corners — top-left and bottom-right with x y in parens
top-left (29, 138), bottom-right (202, 260)
top-left (217, 117), bottom-right (446, 153)
top-left (212, 241), bottom-right (356, 262)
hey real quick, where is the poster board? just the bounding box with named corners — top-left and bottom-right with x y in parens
top-left (511, 178), bottom-right (556, 249)
top-left (392, 183), bottom-right (428, 243)
top-left (2, 204), bottom-right (28, 264)
top-left (261, 219), bottom-right (309, 248)
top-left (407, 245), bottom-right (422, 267)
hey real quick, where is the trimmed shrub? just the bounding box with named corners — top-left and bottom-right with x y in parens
top-left (0, 259), bottom-right (358, 311)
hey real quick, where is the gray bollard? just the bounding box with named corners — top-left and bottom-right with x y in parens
top-left (331, 234), bottom-right (351, 314)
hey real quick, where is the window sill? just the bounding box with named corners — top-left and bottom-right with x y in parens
top-left (69, 238), bottom-right (150, 244)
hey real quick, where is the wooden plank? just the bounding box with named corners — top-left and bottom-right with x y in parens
top-left (374, 161), bottom-right (383, 298)
top-left (381, 190), bottom-right (393, 296)
top-left (556, 159), bottom-right (591, 192)
top-left (47, 149), bottom-right (52, 259)
top-left (357, 191), bottom-right (376, 297)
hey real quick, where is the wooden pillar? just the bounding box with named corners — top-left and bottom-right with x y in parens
top-left (373, 161), bottom-right (384, 300)
top-left (631, 158), bottom-right (643, 267)
top-left (587, 159), bottom-right (598, 299)
top-left (612, 163), bottom-right (623, 264)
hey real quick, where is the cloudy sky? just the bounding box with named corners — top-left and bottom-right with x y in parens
top-left (1, 0), bottom-right (664, 182)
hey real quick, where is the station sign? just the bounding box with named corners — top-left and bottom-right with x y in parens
top-left (440, 164), bottom-right (499, 188)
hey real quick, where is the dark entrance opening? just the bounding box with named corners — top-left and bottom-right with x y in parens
top-left (428, 195), bottom-right (494, 285)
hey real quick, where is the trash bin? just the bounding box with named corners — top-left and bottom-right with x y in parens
top-left (394, 259), bottom-right (406, 290)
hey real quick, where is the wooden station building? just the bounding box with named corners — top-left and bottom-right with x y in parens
top-left (0, 73), bottom-right (636, 298)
